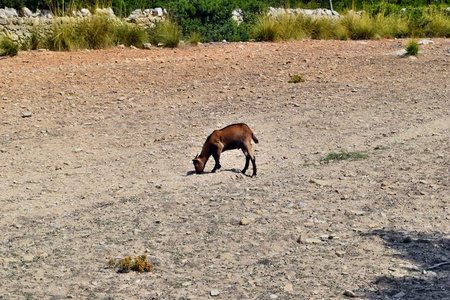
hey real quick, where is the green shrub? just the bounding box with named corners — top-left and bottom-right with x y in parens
top-left (109, 254), bottom-right (154, 273)
top-left (334, 23), bottom-right (350, 40)
top-left (250, 15), bottom-right (279, 42)
top-left (187, 31), bottom-right (202, 45)
top-left (148, 20), bottom-right (181, 48)
top-left (27, 27), bottom-right (44, 50)
top-left (424, 9), bottom-right (450, 37)
top-left (113, 23), bottom-right (148, 47)
top-left (45, 20), bottom-right (81, 51)
top-left (405, 39), bottom-right (419, 56)
top-left (288, 74), bottom-right (305, 83)
top-left (341, 12), bottom-right (378, 40)
top-left (0, 35), bottom-right (19, 57)
top-left (168, 0), bottom-right (247, 42)
top-left (311, 18), bottom-right (338, 40)
top-left (277, 14), bottom-right (307, 41)
top-left (78, 13), bottom-right (114, 49)
top-left (321, 150), bottom-right (369, 162)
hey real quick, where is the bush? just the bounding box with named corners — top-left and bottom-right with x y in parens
top-left (277, 14), bottom-right (307, 41)
top-left (109, 254), bottom-right (154, 273)
top-left (78, 14), bottom-right (115, 49)
top-left (321, 150), bottom-right (368, 162)
top-left (424, 8), bottom-right (450, 37)
top-left (405, 39), bottom-right (419, 56)
top-left (250, 15), bottom-right (279, 42)
top-left (148, 20), bottom-right (181, 48)
top-left (113, 23), bottom-right (148, 47)
top-left (341, 12), bottom-right (378, 40)
top-left (168, 0), bottom-right (248, 42)
top-left (27, 27), bottom-right (44, 50)
top-left (45, 20), bottom-right (81, 51)
top-left (187, 31), bottom-right (202, 45)
top-left (0, 35), bottom-right (19, 56)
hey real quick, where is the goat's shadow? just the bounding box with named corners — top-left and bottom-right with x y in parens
top-left (185, 168), bottom-right (251, 177)
top-left (362, 229), bottom-right (449, 299)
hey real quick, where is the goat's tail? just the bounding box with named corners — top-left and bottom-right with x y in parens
top-left (252, 133), bottom-right (259, 144)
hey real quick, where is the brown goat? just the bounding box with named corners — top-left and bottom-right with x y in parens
top-left (193, 123), bottom-right (259, 176)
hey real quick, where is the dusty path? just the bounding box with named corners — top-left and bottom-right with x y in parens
top-left (0, 39), bottom-right (449, 299)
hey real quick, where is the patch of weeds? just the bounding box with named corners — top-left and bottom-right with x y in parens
top-left (251, 15), bottom-right (279, 42)
top-left (321, 150), bottom-right (368, 163)
top-left (0, 35), bottom-right (19, 57)
top-left (288, 74), bottom-right (305, 83)
top-left (108, 254), bottom-right (154, 273)
top-left (187, 31), bottom-right (202, 46)
top-left (405, 39), bottom-right (419, 56)
top-left (257, 258), bottom-right (272, 265)
top-left (113, 23), bottom-right (148, 48)
top-left (147, 20), bottom-right (181, 48)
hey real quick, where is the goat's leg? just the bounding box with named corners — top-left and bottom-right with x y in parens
top-left (241, 147), bottom-right (250, 174)
top-left (251, 156), bottom-right (257, 177)
top-left (247, 144), bottom-right (257, 177)
top-left (211, 147), bottom-right (222, 173)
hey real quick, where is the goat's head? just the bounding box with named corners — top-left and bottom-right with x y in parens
top-left (192, 154), bottom-right (205, 174)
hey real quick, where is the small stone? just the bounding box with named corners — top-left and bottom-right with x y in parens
top-left (270, 295), bottom-right (278, 299)
top-left (297, 235), bottom-right (306, 244)
top-left (403, 236), bottom-right (412, 243)
top-left (284, 283), bottom-right (293, 292)
top-left (343, 290), bottom-right (357, 297)
top-left (182, 281), bottom-right (191, 287)
top-left (22, 112), bottom-right (32, 118)
top-left (309, 178), bottom-right (330, 186)
top-left (23, 255), bottom-right (34, 262)
top-left (393, 291), bottom-right (406, 298)
top-left (418, 39), bottom-right (434, 45)
top-left (240, 218), bottom-right (250, 225)
top-left (336, 251), bottom-right (346, 257)
top-left (305, 238), bottom-right (322, 244)
top-left (210, 289), bottom-right (220, 296)
top-left (143, 43), bottom-right (152, 49)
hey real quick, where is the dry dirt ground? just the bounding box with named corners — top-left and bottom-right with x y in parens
top-left (0, 39), bottom-right (449, 300)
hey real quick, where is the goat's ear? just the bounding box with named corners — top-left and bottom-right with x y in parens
top-left (195, 154), bottom-right (199, 159)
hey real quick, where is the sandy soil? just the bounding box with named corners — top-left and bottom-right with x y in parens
top-left (0, 39), bottom-right (449, 300)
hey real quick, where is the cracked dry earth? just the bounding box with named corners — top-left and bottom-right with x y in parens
top-left (0, 39), bottom-right (449, 300)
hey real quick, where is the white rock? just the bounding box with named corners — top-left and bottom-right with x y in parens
top-left (153, 8), bottom-right (164, 17)
top-left (418, 39), bottom-right (434, 45)
top-left (210, 289), bottom-right (220, 296)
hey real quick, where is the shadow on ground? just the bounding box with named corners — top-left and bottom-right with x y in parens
top-left (363, 229), bottom-right (450, 299)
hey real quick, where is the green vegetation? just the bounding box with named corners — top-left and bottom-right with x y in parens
top-left (0, 35), bottom-right (19, 56)
top-left (321, 150), bottom-right (369, 163)
top-left (43, 14), bottom-right (148, 51)
top-left (1, 0), bottom-right (449, 54)
top-left (147, 19), bottom-right (182, 48)
top-left (108, 254), bottom-right (154, 273)
top-left (405, 39), bottom-right (419, 55)
top-left (187, 31), bottom-right (202, 45)
top-left (288, 74), bottom-right (305, 83)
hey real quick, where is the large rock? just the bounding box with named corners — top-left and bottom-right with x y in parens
top-left (95, 7), bottom-right (115, 18)
top-left (4, 7), bottom-right (19, 17)
top-left (21, 7), bottom-right (33, 17)
top-left (152, 8), bottom-right (164, 17)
